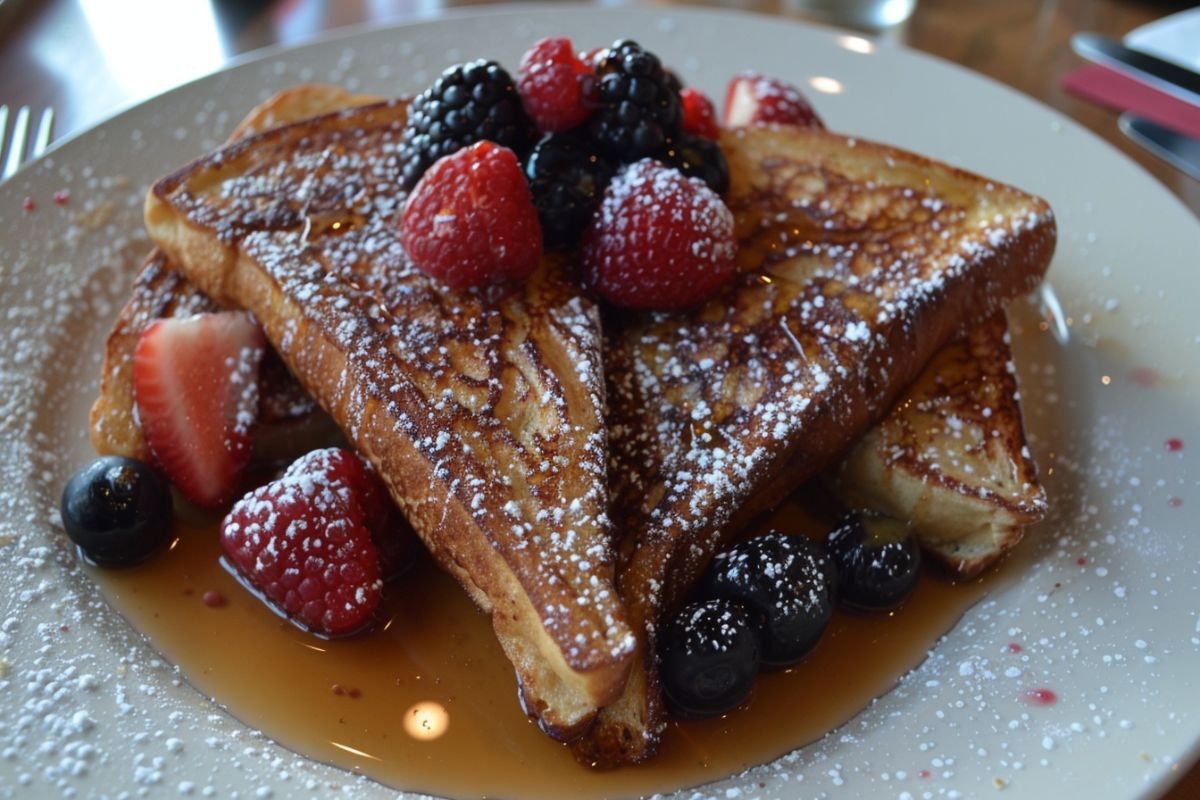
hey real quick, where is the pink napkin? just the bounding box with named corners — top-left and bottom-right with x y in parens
top-left (1062, 63), bottom-right (1200, 139)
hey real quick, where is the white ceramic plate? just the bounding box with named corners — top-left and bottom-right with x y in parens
top-left (1126, 7), bottom-right (1200, 74)
top-left (2, 6), bottom-right (1198, 798)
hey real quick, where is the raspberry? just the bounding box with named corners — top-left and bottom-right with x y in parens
top-left (681, 87), bottom-right (719, 140)
top-left (401, 141), bottom-right (543, 289)
top-left (723, 71), bottom-right (824, 129)
top-left (517, 37), bottom-right (594, 133)
top-left (281, 448), bottom-right (418, 579)
top-left (582, 159), bottom-right (738, 310)
top-left (221, 449), bottom-right (385, 637)
top-left (587, 40), bottom-right (683, 159)
top-left (399, 60), bottom-right (535, 190)
top-left (524, 131), bottom-right (616, 250)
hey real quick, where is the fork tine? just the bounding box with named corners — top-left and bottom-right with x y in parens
top-left (0, 106), bottom-right (8, 172)
top-left (33, 108), bottom-right (54, 158)
top-left (3, 105), bottom-right (30, 180)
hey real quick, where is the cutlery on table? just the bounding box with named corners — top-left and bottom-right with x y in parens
top-left (1071, 33), bottom-right (1200, 108)
top-left (1119, 113), bottom-right (1200, 181)
top-left (1, 106), bottom-right (55, 182)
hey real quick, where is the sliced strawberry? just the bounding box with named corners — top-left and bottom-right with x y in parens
top-left (723, 71), bottom-right (824, 129)
top-left (282, 448), bottom-right (418, 579)
top-left (133, 311), bottom-right (266, 508)
top-left (681, 87), bottom-right (720, 140)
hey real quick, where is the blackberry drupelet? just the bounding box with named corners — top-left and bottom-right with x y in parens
top-left (399, 59), bottom-right (535, 190)
top-left (587, 40), bottom-right (683, 159)
top-left (659, 135), bottom-right (730, 195)
top-left (524, 132), bottom-right (616, 250)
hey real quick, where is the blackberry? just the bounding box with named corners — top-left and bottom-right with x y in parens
top-left (399, 59), bottom-right (535, 190)
top-left (659, 135), bottom-right (730, 195)
top-left (587, 40), bottom-right (683, 159)
top-left (524, 132), bottom-right (616, 250)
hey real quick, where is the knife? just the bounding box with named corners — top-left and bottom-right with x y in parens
top-left (1119, 113), bottom-right (1200, 181)
top-left (1072, 33), bottom-right (1200, 108)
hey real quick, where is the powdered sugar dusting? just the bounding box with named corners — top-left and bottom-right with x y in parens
top-left (604, 126), bottom-right (1056, 642)
top-left (153, 101), bottom-right (634, 673)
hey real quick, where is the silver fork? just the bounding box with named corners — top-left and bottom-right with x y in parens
top-left (0, 106), bottom-right (55, 181)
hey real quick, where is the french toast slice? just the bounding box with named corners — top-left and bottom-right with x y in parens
top-left (831, 310), bottom-right (1046, 578)
top-left (575, 125), bottom-right (1056, 765)
top-left (142, 101), bottom-right (635, 739)
top-left (90, 85), bottom-right (382, 461)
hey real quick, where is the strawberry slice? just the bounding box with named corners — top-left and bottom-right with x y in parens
top-left (723, 71), bottom-right (824, 129)
top-left (133, 311), bottom-right (266, 508)
top-left (681, 87), bottom-right (720, 140)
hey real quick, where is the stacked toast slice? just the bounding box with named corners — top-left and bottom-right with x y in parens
top-left (831, 310), bottom-right (1047, 579)
top-left (89, 85), bottom-right (382, 462)
top-left (141, 99), bottom-right (635, 740)
top-left (573, 126), bottom-right (1055, 764)
top-left (91, 86), bottom-right (1054, 765)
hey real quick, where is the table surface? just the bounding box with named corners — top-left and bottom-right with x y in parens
top-left (1, 0), bottom-right (1198, 796)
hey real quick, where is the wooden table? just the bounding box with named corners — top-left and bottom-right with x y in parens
top-left (0, 0), bottom-right (1197, 796)
top-left (1, 0), bottom-right (1196, 214)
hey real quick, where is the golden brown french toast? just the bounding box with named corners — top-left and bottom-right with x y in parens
top-left (574, 125), bottom-right (1056, 766)
top-left (831, 310), bottom-right (1046, 578)
top-left (142, 101), bottom-right (635, 739)
top-left (89, 85), bottom-right (381, 461)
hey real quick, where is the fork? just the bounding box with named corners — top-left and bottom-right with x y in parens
top-left (0, 106), bottom-right (55, 181)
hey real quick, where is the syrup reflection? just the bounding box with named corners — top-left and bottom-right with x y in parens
top-left (403, 701), bottom-right (449, 741)
top-left (329, 741), bottom-right (382, 761)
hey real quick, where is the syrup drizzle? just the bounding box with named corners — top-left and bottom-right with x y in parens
top-left (88, 490), bottom-right (1005, 799)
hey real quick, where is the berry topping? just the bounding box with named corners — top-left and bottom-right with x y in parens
top-left (826, 511), bottom-right (920, 611)
top-left (658, 599), bottom-right (760, 719)
top-left (578, 47), bottom-right (605, 71)
top-left (587, 40), bottom-right (684, 159)
top-left (401, 140), bottom-right (543, 289)
top-left (517, 37), bottom-right (594, 134)
top-left (681, 87), bottom-right (719, 140)
top-left (132, 311), bottom-right (265, 508)
top-left (581, 158), bottom-right (737, 310)
top-left (701, 531), bottom-right (836, 668)
top-left (281, 448), bottom-right (418, 579)
top-left (221, 448), bottom-right (388, 636)
top-left (659, 135), bottom-right (730, 195)
top-left (524, 131), bottom-right (617, 250)
top-left (723, 71), bottom-right (824, 129)
top-left (399, 59), bottom-right (535, 190)
top-left (61, 457), bottom-right (173, 566)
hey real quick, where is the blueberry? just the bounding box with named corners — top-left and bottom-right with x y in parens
top-left (701, 531), bottom-right (836, 668)
top-left (826, 510), bottom-right (920, 611)
top-left (658, 599), bottom-right (760, 719)
top-left (61, 457), bottom-right (173, 566)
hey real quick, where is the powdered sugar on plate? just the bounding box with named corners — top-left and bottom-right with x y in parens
top-left (0, 8), bottom-right (1198, 799)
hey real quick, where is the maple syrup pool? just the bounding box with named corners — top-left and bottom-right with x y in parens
top-left (87, 488), bottom-right (1009, 799)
